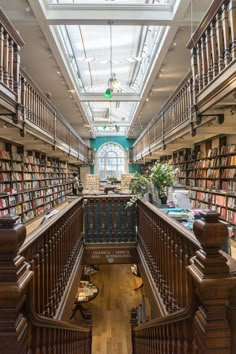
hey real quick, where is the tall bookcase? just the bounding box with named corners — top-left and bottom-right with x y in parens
top-left (0, 141), bottom-right (79, 223)
top-left (187, 136), bottom-right (236, 226)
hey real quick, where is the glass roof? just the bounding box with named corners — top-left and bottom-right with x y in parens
top-left (48, 0), bottom-right (171, 5)
top-left (58, 25), bottom-right (163, 94)
top-left (53, 22), bottom-right (167, 135)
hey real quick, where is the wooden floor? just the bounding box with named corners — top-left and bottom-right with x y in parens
top-left (73, 264), bottom-right (143, 354)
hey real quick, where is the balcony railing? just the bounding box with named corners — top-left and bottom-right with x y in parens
top-left (0, 9), bottom-right (24, 111)
top-left (133, 72), bottom-right (193, 161)
top-left (0, 9), bottom-right (89, 163)
top-left (187, 0), bottom-right (236, 109)
top-left (19, 68), bottom-right (88, 162)
top-left (132, 0), bottom-right (236, 162)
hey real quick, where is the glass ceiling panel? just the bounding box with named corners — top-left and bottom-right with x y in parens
top-left (57, 24), bottom-right (164, 94)
top-left (48, 0), bottom-right (171, 5)
top-left (84, 101), bottom-right (136, 123)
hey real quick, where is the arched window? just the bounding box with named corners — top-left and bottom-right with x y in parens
top-left (95, 143), bottom-right (127, 180)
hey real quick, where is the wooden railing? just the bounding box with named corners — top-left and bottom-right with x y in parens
top-left (83, 196), bottom-right (137, 243)
top-left (0, 9), bottom-right (89, 163)
top-left (187, 0), bottom-right (236, 101)
top-left (0, 199), bottom-right (91, 353)
top-left (132, 200), bottom-right (236, 354)
top-left (132, 0), bottom-right (236, 162)
top-left (137, 200), bottom-right (198, 314)
top-left (20, 198), bottom-right (84, 318)
top-left (132, 72), bottom-right (193, 161)
top-left (27, 304), bottom-right (91, 354)
top-left (0, 8), bottom-right (24, 109)
top-left (19, 68), bottom-right (88, 162)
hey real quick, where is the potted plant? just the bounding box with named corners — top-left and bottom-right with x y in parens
top-left (150, 162), bottom-right (174, 204)
top-left (126, 173), bottom-right (149, 208)
top-left (108, 176), bottom-right (118, 184)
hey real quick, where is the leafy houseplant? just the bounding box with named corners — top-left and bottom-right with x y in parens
top-left (150, 162), bottom-right (174, 204)
top-left (126, 173), bottom-right (149, 208)
top-left (108, 176), bottom-right (118, 184)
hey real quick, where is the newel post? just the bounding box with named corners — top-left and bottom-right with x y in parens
top-left (0, 216), bottom-right (33, 353)
top-left (188, 211), bottom-right (236, 354)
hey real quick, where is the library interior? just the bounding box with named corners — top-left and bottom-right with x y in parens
top-left (0, 0), bottom-right (236, 353)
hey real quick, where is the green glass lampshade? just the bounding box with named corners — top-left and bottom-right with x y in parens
top-left (104, 88), bottom-right (112, 98)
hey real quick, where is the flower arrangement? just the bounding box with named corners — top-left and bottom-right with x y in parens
top-left (150, 162), bottom-right (174, 202)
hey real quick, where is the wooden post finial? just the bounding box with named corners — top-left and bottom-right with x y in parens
top-left (188, 211), bottom-right (236, 353)
top-left (0, 216), bottom-right (33, 352)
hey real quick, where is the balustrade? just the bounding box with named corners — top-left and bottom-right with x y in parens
top-left (132, 73), bottom-right (193, 161)
top-left (0, 9), bottom-right (23, 97)
top-left (19, 68), bottom-right (88, 162)
top-left (20, 198), bottom-right (83, 318)
top-left (0, 199), bottom-right (91, 354)
top-left (0, 9), bottom-right (89, 163)
top-left (83, 196), bottom-right (137, 243)
top-left (187, 0), bottom-right (236, 97)
top-left (132, 200), bottom-right (236, 354)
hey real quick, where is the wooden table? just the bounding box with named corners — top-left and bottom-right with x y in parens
top-left (70, 281), bottom-right (98, 320)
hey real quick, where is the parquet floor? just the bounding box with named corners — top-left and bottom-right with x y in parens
top-left (74, 264), bottom-right (143, 354)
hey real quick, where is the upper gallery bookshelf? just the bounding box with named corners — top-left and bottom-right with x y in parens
top-left (0, 141), bottom-right (79, 223)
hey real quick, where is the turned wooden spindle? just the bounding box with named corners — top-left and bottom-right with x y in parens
top-left (0, 216), bottom-right (33, 353)
top-left (188, 210), bottom-right (236, 354)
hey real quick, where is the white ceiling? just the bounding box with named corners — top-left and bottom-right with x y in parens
top-left (0, 0), bottom-right (212, 140)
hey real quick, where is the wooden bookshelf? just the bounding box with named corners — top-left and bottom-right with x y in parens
top-left (0, 141), bottom-right (79, 223)
top-left (186, 137), bottom-right (236, 226)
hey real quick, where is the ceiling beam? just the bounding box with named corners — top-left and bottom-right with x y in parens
top-left (80, 93), bottom-right (140, 102)
top-left (41, 1), bottom-right (174, 25)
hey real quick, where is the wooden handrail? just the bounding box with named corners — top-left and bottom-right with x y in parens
top-left (27, 297), bottom-right (91, 353)
top-left (19, 67), bottom-right (88, 162)
top-left (187, 0), bottom-right (236, 101)
top-left (0, 8), bottom-right (24, 100)
top-left (133, 71), bottom-right (192, 148)
top-left (132, 72), bottom-right (193, 161)
top-left (20, 198), bottom-right (84, 317)
top-left (21, 197), bottom-right (82, 250)
top-left (132, 200), bottom-right (236, 354)
top-left (139, 200), bottom-right (200, 247)
top-left (0, 9), bottom-right (24, 47)
top-left (187, 0), bottom-right (226, 49)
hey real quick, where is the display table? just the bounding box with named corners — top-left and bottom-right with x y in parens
top-left (70, 280), bottom-right (98, 320)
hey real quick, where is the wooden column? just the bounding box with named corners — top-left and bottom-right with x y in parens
top-left (0, 216), bottom-right (33, 353)
top-left (188, 211), bottom-right (236, 354)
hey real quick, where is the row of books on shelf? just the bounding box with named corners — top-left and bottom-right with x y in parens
top-left (195, 169), bottom-right (220, 178)
top-left (190, 200), bottom-right (236, 224)
top-left (189, 190), bottom-right (236, 208)
top-left (0, 195), bottom-right (67, 221)
top-left (195, 158), bottom-right (220, 168)
top-left (0, 183), bottom-right (72, 197)
top-left (0, 180), bottom-right (73, 193)
top-left (0, 187), bottom-right (72, 207)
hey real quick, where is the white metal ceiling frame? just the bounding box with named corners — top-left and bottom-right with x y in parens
top-left (28, 0), bottom-right (192, 137)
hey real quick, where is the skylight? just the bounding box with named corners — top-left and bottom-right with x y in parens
top-left (57, 24), bottom-right (164, 94)
top-left (47, 0), bottom-right (172, 5)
